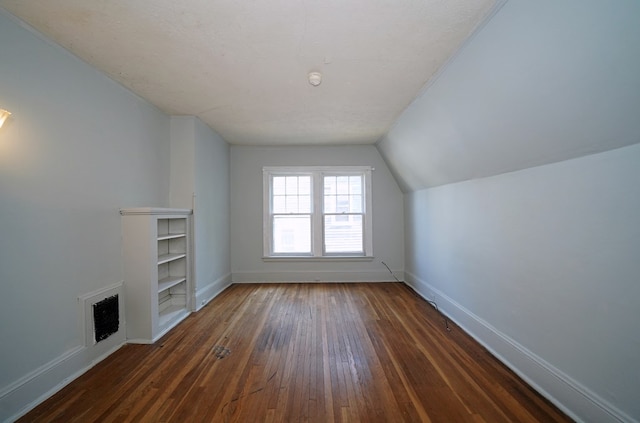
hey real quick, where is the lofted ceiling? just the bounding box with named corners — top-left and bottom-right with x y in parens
top-left (0, 0), bottom-right (498, 145)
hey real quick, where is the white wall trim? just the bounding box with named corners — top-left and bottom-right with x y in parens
top-left (1, 283), bottom-right (127, 422)
top-left (194, 272), bottom-right (233, 311)
top-left (0, 345), bottom-right (81, 402)
top-left (232, 270), bottom-right (402, 283)
top-left (1, 341), bottom-right (124, 423)
top-left (77, 281), bottom-right (126, 347)
top-left (404, 271), bottom-right (636, 423)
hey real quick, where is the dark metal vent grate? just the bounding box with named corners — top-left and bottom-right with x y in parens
top-left (93, 295), bottom-right (119, 343)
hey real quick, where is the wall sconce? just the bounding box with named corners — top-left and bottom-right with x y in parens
top-left (0, 109), bottom-right (11, 129)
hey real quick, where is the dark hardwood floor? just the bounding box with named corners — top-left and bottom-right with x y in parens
top-left (20, 283), bottom-right (572, 422)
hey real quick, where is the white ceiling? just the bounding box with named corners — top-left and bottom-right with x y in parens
top-left (0, 0), bottom-right (497, 145)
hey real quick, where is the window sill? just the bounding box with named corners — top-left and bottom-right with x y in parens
top-left (262, 256), bottom-right (375, 262)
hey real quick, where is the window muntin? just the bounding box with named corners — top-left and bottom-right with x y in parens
top-left (322, 175), bottom-right (364, 254)
top-left (271, 175), bottom-right (312, 254)
top-left (264, 166), bottom-right (372, 258)
top-left (272, 176), bottom-right (311, 213)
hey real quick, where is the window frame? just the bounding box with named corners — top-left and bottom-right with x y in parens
top-left (263, 166), bottom-right (373, 259)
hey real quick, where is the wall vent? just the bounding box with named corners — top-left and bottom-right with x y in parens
top-left (79, 282), bottom-right (125, 347)
top-left (93, 295), bottom-right (119, 342)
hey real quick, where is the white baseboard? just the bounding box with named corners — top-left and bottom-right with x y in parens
top-left (404, 271), bottom-right (635, 423)
top-left (13, 273), bottom-right (621, 423)
top-left (194, 272), bottom-right (233, 311)
top-left (231, 270), bottom-right (402, 283)
top-left (0, 334), bottom-right (124, 423)
top-left (1, 283), bottom-right (127, 422)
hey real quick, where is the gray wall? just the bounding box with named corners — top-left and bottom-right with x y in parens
top-left (378, 0), bottom-right (640, 421)
top-left (4, 0), bottom-right (639, 421)
top-left (193, 118), bottom-right (232, 305)
top-left (0, 10), bottom-right (170, 420)
top-left (230, 145), bottom-right (404, 282)
top-left (404, 145), bottom-right (640, 422)
top-left (170, 116), bottom-right (232, 307)
top-left (171, 116), bottom-right (231, 309)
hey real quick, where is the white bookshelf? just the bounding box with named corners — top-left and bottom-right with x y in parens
top-left (120, 207), bottom-right (193, 344)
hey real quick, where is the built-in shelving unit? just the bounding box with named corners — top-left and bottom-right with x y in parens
top-left (120, 207), bottom-right (193, 344)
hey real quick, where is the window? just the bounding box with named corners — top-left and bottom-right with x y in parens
top-left (263, 166), bottom-right (373, 258)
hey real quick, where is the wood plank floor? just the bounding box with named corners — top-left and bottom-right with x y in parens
top-left (20, 283), bottom-right (572, 422)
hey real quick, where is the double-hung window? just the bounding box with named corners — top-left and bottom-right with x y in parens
top-left (263, 166), bottom-right (373, 258)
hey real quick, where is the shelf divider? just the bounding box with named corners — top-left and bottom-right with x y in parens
top-left (158, 276), bottom-right (186, 293)
top-left (157, 253), bottom-right (186, 265)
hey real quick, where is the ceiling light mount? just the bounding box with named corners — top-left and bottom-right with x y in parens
top-left (308, 72), bottom-right (322, 87)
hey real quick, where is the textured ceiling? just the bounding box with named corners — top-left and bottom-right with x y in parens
top-left (0, 0), bottom-right (497, 145)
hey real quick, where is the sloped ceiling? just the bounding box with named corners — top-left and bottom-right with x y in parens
top-left (379, 0), bottom-right (640, 191)
top-left (0, 0), bottom-right (497, 145)
top-left (4, 1), bottom-right (638, 192)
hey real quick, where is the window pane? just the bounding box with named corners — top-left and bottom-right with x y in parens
top-left (350, 194), bottom-right (362, 213)
top-left (324, 176), bottom-right (336, 195)
top-left (336, 176), bottom-right (349, 194)
top-left (299, 176), bottom-right (311, 195)
top-left (273, 195), bottom-right (286, 213)
top-left (324, 195), bottom-right (336, 213)
top-left (299, 195), bottom-right (311, 213)
top-left (324, 174), bottom-right (363, 214)
top-left (324, 215), bottom-right (363, 253)
top-left (286, 176), bottom-right (298, 195)
top-left (337, 195), bottom-right (350, 213)
top-left (273, 177), bottom-right (286, 195)
top-left (285, 196), bottom-right (299, 212)
top-left (273, 215), bottom-right (311, 253)
top-left (266, 169), bottom-right (370, 258)
top-left (349, 176), bottom-right (362, 194)
top-left (272, 175), bottom-right (312, 214)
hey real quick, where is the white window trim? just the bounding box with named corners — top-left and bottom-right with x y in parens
top-left (263, 166), bottom-right (373, 260)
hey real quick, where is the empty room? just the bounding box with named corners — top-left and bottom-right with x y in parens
top-left (1, 1), bottom-right (638, 422)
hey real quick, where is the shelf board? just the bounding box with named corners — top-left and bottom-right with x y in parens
top-left (157, 233), bottom-right (186, 241)
top-left (159, 304), bottom-right (188, 328)
top-left (120, 207), bottom-right (192, 216)
top-left (157, 253), bottom-right (186, 265)
top-left (158, 276), bottom-right (186, 293)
